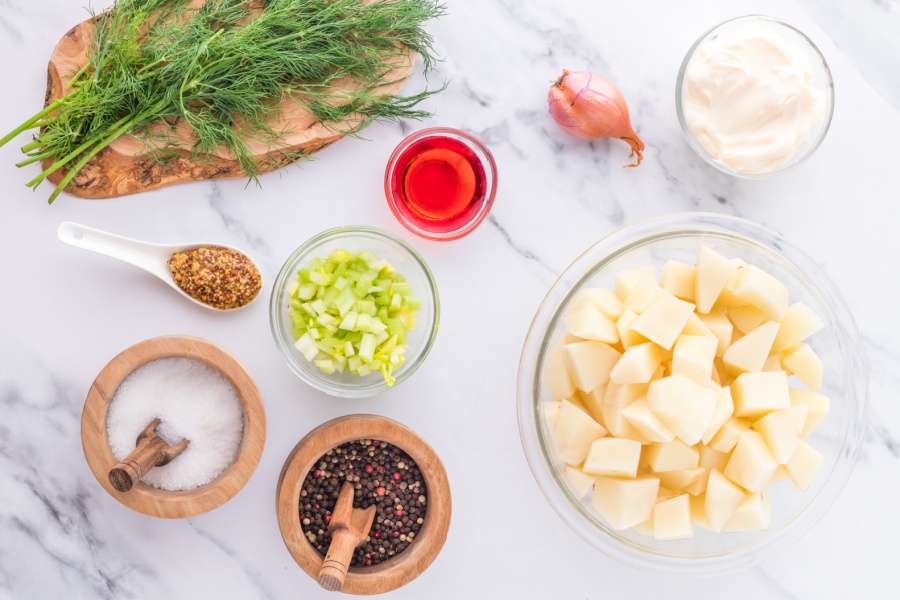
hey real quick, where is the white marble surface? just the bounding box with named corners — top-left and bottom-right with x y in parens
top-left (1, 1), bottom-right (899, 598)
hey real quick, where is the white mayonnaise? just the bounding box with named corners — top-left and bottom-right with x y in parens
top-left (681, 18), bottom-right (828, 176)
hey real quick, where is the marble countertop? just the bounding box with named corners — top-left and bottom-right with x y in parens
top-left (1, 0), bottom-right (898, 598)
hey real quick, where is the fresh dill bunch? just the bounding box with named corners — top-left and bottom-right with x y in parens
top-left (1, 0), bottom-right (445, 203)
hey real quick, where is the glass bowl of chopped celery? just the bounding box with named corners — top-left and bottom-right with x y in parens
top-left (270, 226), bottom-right (439, 398)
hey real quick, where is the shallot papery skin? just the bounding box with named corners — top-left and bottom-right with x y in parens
top-left (548, 69), bottom-right (645, 167)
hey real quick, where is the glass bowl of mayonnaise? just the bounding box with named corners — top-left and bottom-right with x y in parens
top-left (676, 15), bottom-right (834, 178)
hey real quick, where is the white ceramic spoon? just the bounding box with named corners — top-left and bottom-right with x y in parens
top-left (57, 221), bottom-right (261, 312)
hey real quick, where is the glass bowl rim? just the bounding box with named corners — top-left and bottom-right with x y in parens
top-left (384, 126), bottom-right (499, 241)
top-left (515, 211), bottom-right (868, 573)
top-left (269, 225), bottom-right (441, 398)
top-left (674, 14), bottom-right (836, 180)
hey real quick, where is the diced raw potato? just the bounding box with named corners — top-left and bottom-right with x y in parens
top-left (713, 357), bottom-right (736, 386)
top-left (690, 493), bottom-right (712, 529)
top-left (632, 293), bottom-right (695, 350)
top-left (785, 442), bottom-right (824, 490)
top-left (658, 468), bottom-right (706, 493)
top-left (615, 309), bottom-right (648, 350)
top-left (789, 389), bottom-right (830, 436)
top-left (600, 395), bottom-right (642, 440)
top-left (722, 321), bottom-right (780, 373)
top-left (708, 418), bottom-right (750, 453)
top-left (727, 305), bottom-right (770, 334)
top-left (540, 402), bottom-right (561, 430)
top-left (623, 279), bottom-right (665, 314)
top-left (782, 344), bottom-right (823, 390)
top-left (684, 469), bottom-right (710, 496)
top-left (702, 386), bottom-right (735, 445)
top-left (772, 302), bottom-right (824, 352)
top-left (699, 445), bottom-right (730, 471)
top-left (762, 354), bottom-right (783, 371)
top-left (653, 494), bottom-right (693, 540)
top-left (695, 247), bottom-right (738, 313)
top-left (615, 269), bottom-right (656, 301)
top-left (565, 303), bottom-right (619, 344)
top-left (705, 469), bottom-right (747, 532)
top-left (643, 439), bottom-right (700, 472)
top-left (564, 341), bottom-right (622, 392)
top-left (698, 311), bottom-right (734, 357)
top-left (672, 335), bottom-right (718, 383)
top-left (732, 371), bottom-right (791, 418)
top-left (648, 375), bottom-right (719, 445)
top-left (564, 466), bottom-right (595, 498)
top-left (752, 406), bottom-right (808, 464)
top-left (545, 343), bottom-right (575, 401)
top-left (553, 400), bottom-right (607, 465)
top-left (683, 312), bottom-right (716, 338)
top-left (622, 399), bottom-right (675, 443)
top-left (572, 288), bottom-right (624, 319)
top-left (729, 264), bottom-right (789, 320)
top-left (658, 486), bottom-right (680, 501)
top-left (724, 431), bottom-right (778, 492)
top-left (661, 261), bottom-right (697, 301)
top-left (610, 343), bottom-right (667, 384)
top-left (605, 381), bottom-right (649, 406)
top-left (583, 438), bottom-right (642, 478)
top-left (580, 385), bottom-right (606, 424)
top-left (724, 493), bottom-right (771, 531)
top-left (592, 476), bottom-right (660, 530)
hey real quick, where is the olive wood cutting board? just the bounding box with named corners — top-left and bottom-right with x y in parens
top-left (42, 1), bottom-right (414, 199)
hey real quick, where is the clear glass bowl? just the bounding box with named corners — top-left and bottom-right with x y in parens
top-left (675, 15), bottom-right (835, 179)
top-left (270, 226), bottom-right (440, 398)
top-left (516, 213), bottom-right (867, 573)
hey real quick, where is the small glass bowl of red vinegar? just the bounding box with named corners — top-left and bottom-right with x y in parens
top-left (385, 127), bottom-right (497, 241)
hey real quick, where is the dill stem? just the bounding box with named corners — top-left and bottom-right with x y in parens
top-left (0, 95), bottom-right (71, 147)
top-left (16, 150), bottom-right (55, 168)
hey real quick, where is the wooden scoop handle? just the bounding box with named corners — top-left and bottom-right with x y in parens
top-left (108, 418), bottom-right (188, 492)
top-left (318, 528), bottom-right (360, 591)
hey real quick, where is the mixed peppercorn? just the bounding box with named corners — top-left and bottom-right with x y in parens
top-left (299, 439), bottom-right (427, 567)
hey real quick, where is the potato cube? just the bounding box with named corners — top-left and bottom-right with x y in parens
top-left (632, 293), bottom-right (695, 350)
top-left (724, 493), bottom-right (771, 531)
top-left (614, 268), bottom-right (656, 301)
top-left (699, 445), bottom-right (730, 471)
top-left (564, 466), bottom-right (595, 498)
top-left (553, 400), bottom-right (607, 465)
top-left (622, 398), bottom-right (675, 443)
top-left (727, 305), bottom-right (769, 334)
top-left (658, 468), bottom-right (706, 494)
top-left (545, 343), bottom-right (575, 401)
top-left (610, 342), bottom-right (667, 384)
top-left (785, 441), bottom-right (824, 490)
top-left (583, 438), bottom-right (642, 478)
top-left (762, 354), bottom-right (783, 372)
top-left (653, 494), bottom-right (693, 540)
top-left (648, 375), bottom-right (719, 445)
top-left (690, 493), bottom-right (712, 529)
top-left (705, 469), bottom-right (747, 532)
top-left (672, 335), bottom-right (718, 383)
top-left (729, 264), bottom-right (789, 320)
top-left (540, 401), bottom-right (561, 430)
top-left (701, 386), bottom-right (735, 445)
top-left (695, 246), bottom-right (739, 313)
top-left (732, 371), bottom-right (790, 418)
top-left (752, 406), bottom-right (808, 463)
top-left (782, 344), bottom-right (823, 390)
top-left (572, 288), bottom-right (624, 319)
top-left (772, 302), bottom-right (824, 352)
top-left (684, 469), bottom-right (710, 496)
top-left (722, 321), bottom-right (779, 373)
top-left (579, 385), bottom-right (606, 424)
top-left (661, 260), bottom-right (697, 301)
top-left (789, 389), bottom-right (830, 436)
top-left (565, 303), bottom-right (619, 344)
top-left (616, 309), bottom-right (650, 349)
top-left (644, 439), bottom-right (700, 472)
top-left (657, 486), bottom-right (680, 501)
top-left (592, 476), bottom-right (660, 530)
top-left (708, 417), bottom-right (750, 453)
top-left (564, 341), bottom-right (622, 392)
top-left (600, 398), bottom-right (642, 441)
top-left (713, 357), bottom-right (736, 386)
top-left (724, 430), bottom-right (778, 492)
top-left (623, 279), bottom-right (665, 314)
top-left (698, 311), bottom-right (734, 357)
top-left (683, 312), bottom-right (716, 339)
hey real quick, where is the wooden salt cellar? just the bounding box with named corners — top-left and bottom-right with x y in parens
top-left (277, 415), bottom-right (451, 595)
top-left (81, 335), bottom-right (266, 518)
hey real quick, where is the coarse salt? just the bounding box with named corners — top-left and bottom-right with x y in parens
top-left (106, 357), bottom-right (243, 491)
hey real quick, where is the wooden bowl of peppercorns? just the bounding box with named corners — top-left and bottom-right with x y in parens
top-left (276, 415), bottom-right (451, 595)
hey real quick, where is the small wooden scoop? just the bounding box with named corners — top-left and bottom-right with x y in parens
top-left (108, 418), bottom-right (189, 493)
top-left (318, 482), bottom-right (376, 592)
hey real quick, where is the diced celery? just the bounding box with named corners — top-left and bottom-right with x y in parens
top-left (317, 313), bottom-right (337, 328)
top-left (309, 271), bottom-right (331, 286)
top-left (390, 293), bottom-right (402, 309)
top-left (314, 359), bottom-right (336, 374)
top-left (335, 288), bottom-right (356, 316)
top-left (356, 313), bottom-right (372, 332)
top-left (297, 284), bottom-right (317, 301)
top-left (344, 341), bottom-right (355, 357)
top-left (294, 334), bottom-right (319, 361)
top-left (334, 276), bottom-right (348, 290)
top-left (359, 333), bottom-right (376, 361)
top-left (339, 311), bottom-right (358, 331)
